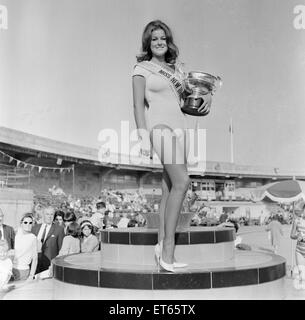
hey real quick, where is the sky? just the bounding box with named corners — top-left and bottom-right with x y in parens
top-left (0, 0), bottom-right (305, 171)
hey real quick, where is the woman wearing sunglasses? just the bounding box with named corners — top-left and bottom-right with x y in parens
top-left (12, 213), bottom-right (38, 281)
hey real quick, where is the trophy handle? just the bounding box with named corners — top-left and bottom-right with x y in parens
top-left (216, 76), bottom-right (223, 89)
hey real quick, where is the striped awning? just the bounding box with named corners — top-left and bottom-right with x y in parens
top-left (251, 180), bottom-right (305, 203)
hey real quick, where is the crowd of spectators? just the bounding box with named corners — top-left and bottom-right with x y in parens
top-left (32, 187), bottom-right (294, 232)
top-left (0, 185), bottom-right (296, 291)
top-left (0, 204), bottom-right (102, 290)
top-left (32, 188), bottom-right (161, 230)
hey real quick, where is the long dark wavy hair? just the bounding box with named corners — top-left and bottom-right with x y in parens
top-left (136, 20), bottom-right (179, 64)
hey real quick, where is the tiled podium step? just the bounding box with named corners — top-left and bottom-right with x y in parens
top-left (52, 226), bottom-right (286, 298)
top-left (53, 249), bottom-right (286, 290)
top-left (99, 227), bottom-right (235, 266)
top-left (100, 227), bottom-right (235, 246)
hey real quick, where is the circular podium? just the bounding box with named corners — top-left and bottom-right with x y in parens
top-left (52, 226), bottom-right (286, 298)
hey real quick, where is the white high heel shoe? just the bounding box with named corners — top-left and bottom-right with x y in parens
top-left (160, 257), bottom-right (175, 273)
top-left (173, 261), bottom-right (188, 268)
top-left (158, 240), bottom-right (188, 268)
top-left (155, 241), bottom-right (175, 272)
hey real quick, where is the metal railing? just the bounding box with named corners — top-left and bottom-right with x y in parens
top-left (0, 163), bottom-right (31, 188)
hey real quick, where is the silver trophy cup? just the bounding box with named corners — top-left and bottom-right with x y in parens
top-left (181, 71), bottom-right (222, 116)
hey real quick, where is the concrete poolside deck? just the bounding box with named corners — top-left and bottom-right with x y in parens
top-left (1, 274), bottom-right (305, 300)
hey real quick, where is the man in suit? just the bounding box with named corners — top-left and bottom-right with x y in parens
top-left (32, 206), bottom-right (65, 273)
top-left (0, 208), bottom-right (15, 250)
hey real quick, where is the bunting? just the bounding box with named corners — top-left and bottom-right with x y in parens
top-left (0, 150), bottom-right (74, 174)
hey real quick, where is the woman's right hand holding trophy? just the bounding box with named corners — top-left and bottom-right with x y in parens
top-left (196, 91), bottom-right (212, 114)
top-left (180, 70), bottom-right (222, 117)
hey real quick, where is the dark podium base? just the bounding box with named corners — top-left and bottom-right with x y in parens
top-left (52, 227), bottom-right (286, 296)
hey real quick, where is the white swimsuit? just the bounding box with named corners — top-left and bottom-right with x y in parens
top-left (133, 62), bottom-right (188, 132)
top-left (133, 61), bottom-right (201, 167)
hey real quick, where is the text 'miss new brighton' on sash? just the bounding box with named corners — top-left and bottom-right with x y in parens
top-left (136, 60), bottom-right (184, 106)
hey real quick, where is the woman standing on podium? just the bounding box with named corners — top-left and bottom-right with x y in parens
top-left (132, 20), bottom-right (212, 272)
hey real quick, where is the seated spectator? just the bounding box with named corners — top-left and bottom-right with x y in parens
top-left (106, 201), bottom-right (115, 218)
top-left (219, 212), bottom-right (228, 223)
top-left (58, 222), bottom-right (80, 256)
top-left (191, 213), bottom-right (201, 226)
top-left (49, 185), bottom-right (65, 196)
top-left (77, 208), bottom-right (92, 225)
top-left (117, 213), bottom-right (130, 229)
top-left (217, 219), bottom-right (234, 229)
top-left (90, 201), bottom-right (106, 231)
top-left (80, 220), bottom-right (99, 253)
top-left (53, 210), bottom-right (65, 227)
top-left (63, 210), bottom-right (77, 235)
top-left (112, 212), bottom-right (121, 225)
top-left (0, 240), bottom-right (12, 290)
top-left (102, 210), bottom-right (111, 229)
top-left (128, 217), bottom-right (138, 228)
top-left (12, 213), bottom-right (38, 281)
top-left (227, 219), bottom-right (240, 233)
top-left (135, 214), bottom-right (145, 227)
top-left (217, 218), bottom-right (243, 247)
top-left (105, 219), bottom-right (117, 229)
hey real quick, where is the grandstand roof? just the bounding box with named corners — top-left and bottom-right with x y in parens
top-left (0, 126), bottom-right (304, 179)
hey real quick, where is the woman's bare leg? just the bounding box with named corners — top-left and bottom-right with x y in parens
top-left (150, 125), bottom-right (190, 264)
top-left (158, 170), bottom-right (171, 242)
top-left (159, 130), bottom-right (189, 243)
top-left (162, 163), bottom-right (190, 263)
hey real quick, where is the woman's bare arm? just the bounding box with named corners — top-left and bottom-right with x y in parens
top-left (132, 76), bottom-right (150, 152)
top-left (133, 76), bottom-right (147, 133)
